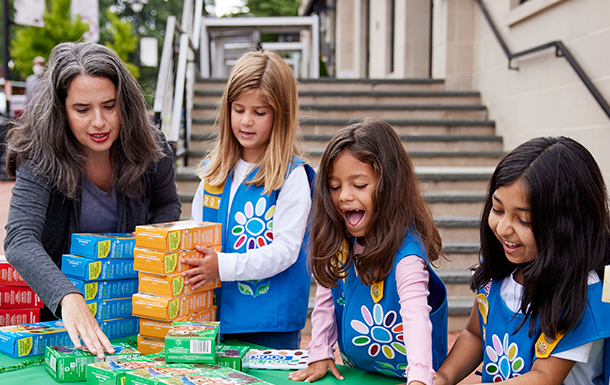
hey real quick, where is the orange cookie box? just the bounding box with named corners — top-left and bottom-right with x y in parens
top-left (134, 246), bottom-right (222, 276)
top-left (132, 290), bottom-right (214, 322)
top-left (135, 221), bottom-right (222, 252)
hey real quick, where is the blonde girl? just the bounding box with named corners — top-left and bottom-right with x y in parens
top-left (185, 50), bottom-right (314, 349)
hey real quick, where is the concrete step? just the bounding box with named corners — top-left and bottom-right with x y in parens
top-left (297, 78), bottom-right (447, 92)
top-left (193, 89), bottom-right (483, 106)
top-left (194, 77), bottom-right (448, 93)
top-left (175, 166), bottom-right (495, 194)
top-left (182, 149), bottom-right (502, 169)
top-left (188, 133), bottom-right (503, 153)
top-left (436, 216), bottom-right (480, 244)
top-left (178, 192), bottom-right (486, 230)
top-left (191, 118), bottom-right (497, 137)
top-left (192, 103), bottom-right (488, 121)
top-left (424, 192), bottom-right (486, 217)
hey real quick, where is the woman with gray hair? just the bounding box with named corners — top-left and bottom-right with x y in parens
top-left (4, 42), bottom-right (181, 358)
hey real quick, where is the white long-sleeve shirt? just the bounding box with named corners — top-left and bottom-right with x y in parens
top-left (191, 158), bottom-right (311, 281)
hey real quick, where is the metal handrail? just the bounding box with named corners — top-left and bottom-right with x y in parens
top-left (475, 0), bottom-right (610, 120)
top-left (153, 0), bottom-right (204, 162)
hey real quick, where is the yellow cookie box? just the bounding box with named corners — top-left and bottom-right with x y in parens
top-left (138, 272), bottom-right (221, 297)
top-left (135, 221), bottom-right (222, 252)
top-left (134, 246), bottom-right (222, 275)
top-left (139, 307), bottom-right (217, 340)
top-left (132, 290), bottom-right (214, 321)
top-left (137, 335), bottom-right (165, 355)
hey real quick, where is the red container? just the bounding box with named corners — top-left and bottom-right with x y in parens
top-left (0, 286), bottom-right (44, 308)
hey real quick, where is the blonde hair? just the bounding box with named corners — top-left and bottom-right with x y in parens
top-left (198, 50), bottom-right (301, 194)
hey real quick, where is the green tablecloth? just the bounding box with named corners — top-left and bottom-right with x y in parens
top-left (0, 336), bottom-right (402, 385)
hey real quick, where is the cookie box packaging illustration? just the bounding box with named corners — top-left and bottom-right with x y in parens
top-left (70, 233), bottom-right (136, 259)
top-left (246, 349), bottom-right (309, 370)
top-left (164, 321), bottom-right (220, 363)
top-left (45, 342), bottom-right (139, 383)
top-left (98, 317), bottom-right (140, 339)
top-left (134, 247), bottom-right (222, 276)
top-left (215, 345), bottom-right (250, 372)
top-left (135, 221), bottom-right (222, 252)
top-left (125, 363), bottom-right (211, 385)
top-left (87, 297), bottom-right (133, 321)
top-left (86, 354), bottom-right (166, 385)
top-left (139, 307), bottom-right (217, 340)
top-left (69, 277), bottom-right (139, 301)
top-left (138, 271), bottom-right (221, 297)
top-left (0, 320), bottom-right (71, 358)
top-left (156, 366), bottom-right (274, 385)
top-left (61, 254), bottom-right (138, 281)
top-left (131, 291), bottom-right (214, 321)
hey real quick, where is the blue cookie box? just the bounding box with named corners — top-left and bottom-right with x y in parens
top-left (68, 277), bottom-right (139, 301)
top-left (61, 254), bottom-right (137, 281)
top-left (87, 297), bottom-right (133, 321)
top-left (70, 233), bottom-right (135, 259)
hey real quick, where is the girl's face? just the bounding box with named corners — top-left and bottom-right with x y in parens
top-left (488, 179), bottom-right (537, 266)
top-left (64, 75), bottom-right (120, 159)
top-left (328, 150), bottom-right (379, 240)
top-left (231, 88), bottom-right (274, 162)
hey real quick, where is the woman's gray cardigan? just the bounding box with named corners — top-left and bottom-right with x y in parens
top-left (4, 141), bottom-right (181, 317)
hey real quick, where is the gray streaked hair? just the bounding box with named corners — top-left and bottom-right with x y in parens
top-left (6, 42), bottom-right (165, 199)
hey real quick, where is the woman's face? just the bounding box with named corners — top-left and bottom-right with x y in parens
top-left (64, 75), bottom-right (120, 159)
top-left (488, 178), bottom-right (537, 266)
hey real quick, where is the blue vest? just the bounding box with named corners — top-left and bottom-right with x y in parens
top-left (330, 231), bottom-right (448, 378)
top-left (477, 279), bottom-right (610, 383)
top-left (200, 157), bottom-right (315, 334)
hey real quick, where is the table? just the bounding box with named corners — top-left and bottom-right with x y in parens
top-left (0, 336), bottom-right (403, 385)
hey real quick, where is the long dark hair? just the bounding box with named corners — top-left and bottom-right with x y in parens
top-left (310, 119), bottom-right (442, 287)
top-left (5, 42), bottom-right (165, 199)
top-left (472, 136), bottom-right (610, 338)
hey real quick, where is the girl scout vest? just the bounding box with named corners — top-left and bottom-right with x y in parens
top-left (330, 231), bottom-right (448, 378)
top-left (476, 278), bottom-right (610, 383)
top-left (200, 157), bottom-right (315, 334)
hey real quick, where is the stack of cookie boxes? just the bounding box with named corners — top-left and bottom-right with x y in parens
top-left (0, 255), bottom-right (44, 325)
top-left (131, 220), bottom-right (222, 354)
top-left (61, 233), bottom-right (139, 336)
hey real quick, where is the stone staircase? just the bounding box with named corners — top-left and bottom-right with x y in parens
top-left (175, 78), bottom-right (502, 331)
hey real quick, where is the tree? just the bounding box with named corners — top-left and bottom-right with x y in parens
top-left (10, 0), bottom-right (89, 79)
top-left (244, 0), bottom-right (299, 17)
top-left (98, 0), bottom-right (187, 103)
top-left (104, 10), bottom-right (139, 78)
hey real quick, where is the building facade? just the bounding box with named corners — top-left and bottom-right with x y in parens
top-left (300, 0), bottom-right (610, 180)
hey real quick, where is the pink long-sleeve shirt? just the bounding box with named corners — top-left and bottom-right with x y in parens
top-left (307, 243), bottom-right (435, 385)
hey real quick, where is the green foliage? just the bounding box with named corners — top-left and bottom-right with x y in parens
top-left (98, 0), bottom-right (188, 104)
top-left (104, 10), bottom-right (139, 78)
top-left (245, 0), bottom-right (300, 17)
top-left (10, 0), bottom-right (89, 79)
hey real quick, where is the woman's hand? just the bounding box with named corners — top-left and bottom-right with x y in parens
top-left (60, 293), bottom-right (114, 359)
top-left (288, 359), bottom-right (344, 382)
top-left (181, 245), bottom-right (220, 289)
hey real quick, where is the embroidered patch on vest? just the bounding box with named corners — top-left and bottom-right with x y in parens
top-left (477, 293), bottom-right (489, 325)
top-left (333, 241), bottom-right (349, 282)
top-left (371, 282), bottom-right (384, 303)
top-left (534, 332), bottom-right (564, 358)
top-left (203, 181), bottom-right (223, 209)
